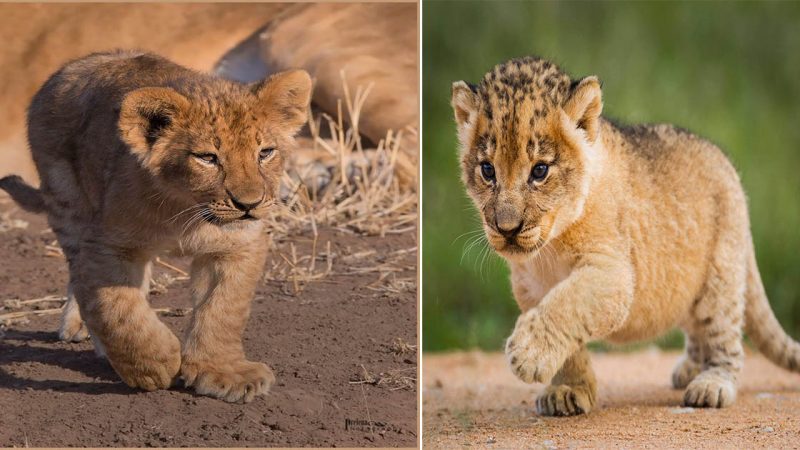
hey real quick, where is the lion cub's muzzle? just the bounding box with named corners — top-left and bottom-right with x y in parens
top-left (485, 219), bottom-right (543, 256)
top-left (229, 194), bottom-right (265, 220)
top-left (206, 190), bottom-right (274, 223)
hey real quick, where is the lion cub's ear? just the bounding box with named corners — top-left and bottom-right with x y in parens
top-left (563, 76), bottom-right (603, 143)
top-left (119, 87), bottom-right (190, 157)
top-left (451, 81), bottom-right (479, 148)
top-left (253, 69), bottom-right (312, 133)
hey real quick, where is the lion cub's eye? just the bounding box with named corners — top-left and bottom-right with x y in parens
top-left (530, 163), bottom-right (549, 183)
top-left (259, 147), bottom-right (276, 161)
top-left (480, 162), bottom-right (495, 182)
top-left (193, 153), bottom-right (218, 165)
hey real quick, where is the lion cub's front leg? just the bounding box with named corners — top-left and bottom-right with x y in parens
top-left (180, 242), bottom-right (273, 403)
top-left (505, 256), bottom-right (632, 413)
top-left (74, 248), bottom-right (181, 391)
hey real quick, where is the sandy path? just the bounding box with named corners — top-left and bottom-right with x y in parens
top-left (423, 350), bottom-right (800, 449)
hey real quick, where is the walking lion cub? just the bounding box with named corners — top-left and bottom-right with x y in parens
top-left (0, 50), bottom-right (311, 402)
top-left (451, 56), bottom-right (799, 415)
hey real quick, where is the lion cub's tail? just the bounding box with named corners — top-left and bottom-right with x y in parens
top-left (744, 245), bottom-right (800, 373)
top-left (0, 175), bottom-right (46, 213)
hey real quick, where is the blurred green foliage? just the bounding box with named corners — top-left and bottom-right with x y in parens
top-left (423, 1), bottom-right (800, 352)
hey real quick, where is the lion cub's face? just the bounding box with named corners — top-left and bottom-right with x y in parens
top-left (119, 70), bottom-right (312, 224)
top-left (451, 58), bottom-right (603, 260)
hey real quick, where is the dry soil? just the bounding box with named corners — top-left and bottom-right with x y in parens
top-left (424, 350), bottom-right (800, 449)
top-left (0, 203), bottom-right (418, 448)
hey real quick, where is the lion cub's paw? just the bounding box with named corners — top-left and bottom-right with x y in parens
top-left (506, 341), bottom-right (560, 384)
top-left (505, 314), bottom-right (565, 384)
top-left (58, 300), bottom-right (90, 342)
top-left (181, 359), bottom-right (276, 403)
top-left (58, 317), bottom-right (90, 342)
top-left (536, 384), bottom-right (595, 416)
top-left (683, 372), bottom-right (736, 408)
top-left (111, 330), bottom-right (182, 391)
top-left (671, 355), bottom-right (702, 389)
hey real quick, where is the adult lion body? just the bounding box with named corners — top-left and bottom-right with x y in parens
top-left (0, 50), bottom-right (311, 402)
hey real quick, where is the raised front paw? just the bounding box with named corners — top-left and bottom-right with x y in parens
top-left (505, 312), bottom-right (568, 384)
top-left (536, 384), bottom-right (595, 416)
top-left (109, 329), bottom-right (182, 391)
top-left (181, 359), bottom-right (275, 403)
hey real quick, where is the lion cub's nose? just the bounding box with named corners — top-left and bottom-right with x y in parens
top-left (229, 193), bottom-right (263, 212)
top-left (496, 218), bottom-right (523, 238)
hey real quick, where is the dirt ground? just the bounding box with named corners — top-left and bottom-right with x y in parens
top-left (423, 350), bottom-right (800, 449)
top-left (0, 203), bottom-right (418, 448)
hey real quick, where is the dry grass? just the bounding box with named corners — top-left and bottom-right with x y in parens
top-left (263, 236), bottom-right (335, 296)
top-left (260, 75), bottom-right (417, 294)
top-left (348, 338), bottom-right (418, 391)
top-left (349, 364), bottom-right (416, 391)
top-left (387, 337), bottom-right (418, 356)
top-left (0, 295), bottom-right (65, 326)
top-left (266, 72), bottom-right (417, 238)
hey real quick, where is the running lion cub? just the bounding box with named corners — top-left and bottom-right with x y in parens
top-left (451, 56), bottom-right (799, 415)
top-left (0, 50), bottom-right (311, 403)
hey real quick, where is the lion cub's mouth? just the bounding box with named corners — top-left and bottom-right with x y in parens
top-left (485, 225), bottom-right (544, 258)
top-left (201, 211), bottom-right (262, 225)
top-left (496, 241), bottom-right (538, 257)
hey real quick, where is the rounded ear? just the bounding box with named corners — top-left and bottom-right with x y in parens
top-left (119, 87), bottom-right (190, 157)
top-left (253, 69), bottom-right (312, 132)
top-left (563, 76), bottom-right (603, 143)
top-left (451, 80), bottom-right (478, 128)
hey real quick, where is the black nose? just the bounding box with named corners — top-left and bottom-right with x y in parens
top-left (229, 193), bottom-right (262, 212)
top-left (495, 219), bottom-right (523, 239)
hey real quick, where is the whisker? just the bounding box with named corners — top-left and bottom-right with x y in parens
top-left (180, 208), bottom-right (210, 235)
top-left (452, 228), bottom-right (484, 246)
top-left (166, 203), bottom-right (205, 225)
top-left (460, 232), bottom-right (487, 266)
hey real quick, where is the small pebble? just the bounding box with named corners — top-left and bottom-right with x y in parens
top-left (669, 407), bottom-right (695, 414)
top-left (486, 435), bottom-right (496, 444)
top-left (756, 392), bottom-right (774, 400)
top-left (760, 426), bottom-right (775, 433)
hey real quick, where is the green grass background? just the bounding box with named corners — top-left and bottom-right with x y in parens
top-left (422, 1), bottom-right (800, 352)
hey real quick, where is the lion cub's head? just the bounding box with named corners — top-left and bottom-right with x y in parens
top-left (451, 57), bottom-right (604, 260)
top-left (119, 70), bottom-right (312, 223)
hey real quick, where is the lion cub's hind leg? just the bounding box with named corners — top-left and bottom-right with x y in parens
top-left (54, 240), bottom-right (89, 342)
top-left (682, 212), bottom-right (747, 408)
top-left (671, 331), bottom-right (703, 389)
top-left (536, 346), bottom-right (597, 416)
top-left (58, 283), bottom-right (90, 342)
top-left (682, 323), bottom-right (744, 408)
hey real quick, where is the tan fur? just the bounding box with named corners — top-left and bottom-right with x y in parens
top-left (255, 3), bottom-right (418, 186)
top-left (1, 50), bottom-right (311, 402)
top-left (452, 56), bottom-right (800, 415)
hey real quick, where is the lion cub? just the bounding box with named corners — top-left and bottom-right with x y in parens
top-left (451, 56), bottom-right (800, 415)
top-left (0, 50), bottom-right (311, 403)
